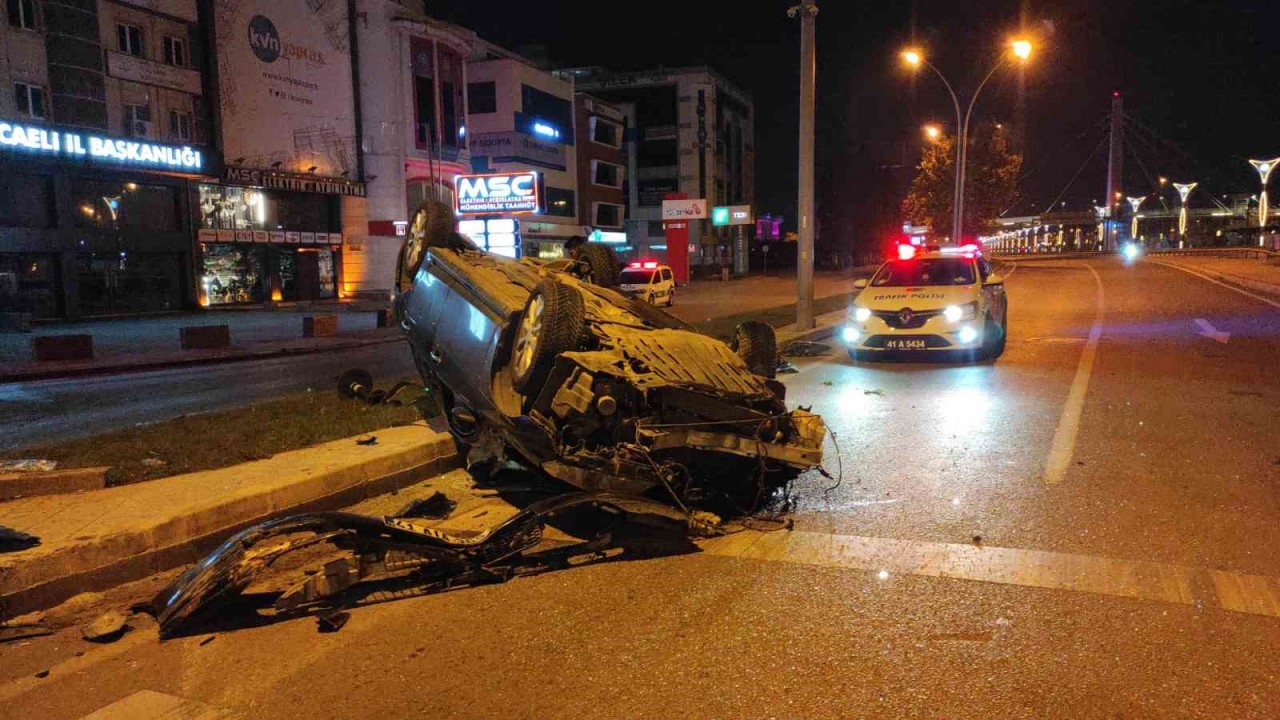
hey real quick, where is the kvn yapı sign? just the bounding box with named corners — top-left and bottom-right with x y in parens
top-left (0, 121), bottom-right (204, 171)
top-left (454, 172), bottom-right (541, 214)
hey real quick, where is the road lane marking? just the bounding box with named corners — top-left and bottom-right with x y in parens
top-left (1043, 263), bottom-right (1104, 484)
top-left (700, 529), bottom-right (1280, 619)
top-left (1148, 258), bottom-right (1280, 310)
top-left (1193, 318), bottom-right (1231, 344)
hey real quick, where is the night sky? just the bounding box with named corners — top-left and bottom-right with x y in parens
top-left (430, 0), bottom-right (1280, 247)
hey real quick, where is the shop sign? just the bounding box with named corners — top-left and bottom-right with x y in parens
top-left (468, 132), bottom-right (566, 171)
top-left (198, 229), bottom-right (218, 242)
top-left (235, 230), bottom-right (253, 242)
top-left (711, 204), bottom-right (752, 226)
top-left (223, 166), bottom-right (366, 197)
top-left (216, 229), bottom-right (235, 242)
top-left (661, 198), bottom-right (707, 220)
top-left (0, 120), bottom-right (205, 172)
top-left (455, 172), bottom-right (540, 215)
top-left (285, 231), bottom-right (301, 243)
top-left (269, 231), bottom-right (286, 243)
top-left (253, 230), bottom-right (269, 243)
top-left (106, 51), bottom-right (202, 95)
top-left (327, 232), bottom-right (343, 244)
top-left (300, 232), bottom-right (316, 244)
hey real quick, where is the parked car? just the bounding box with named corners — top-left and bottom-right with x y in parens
top-left (618, 261), bottom-right (676, 306)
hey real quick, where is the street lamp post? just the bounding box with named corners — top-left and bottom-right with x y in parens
top-left (1127, 196), bottom-right (1145, 242)
top-left (790, 1), bottom-right (818, 330)
top-left (1248, 157), bottom-right (1280, 247)
top-left (1172, 181), bottom-right (1197, 247)
top-left (902, 40), bottom-right (1032, 243)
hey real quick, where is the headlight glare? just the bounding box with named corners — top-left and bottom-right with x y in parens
top-left (854, 307), bottom-right (872, 322)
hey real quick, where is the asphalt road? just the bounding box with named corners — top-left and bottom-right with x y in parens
top-left (6, 257), bottom-right (1280, 718)
top-left (0, 342), bottom-right (418, 451)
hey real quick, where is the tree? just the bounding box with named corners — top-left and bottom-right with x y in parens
top-left (901, 122), bottom-right (1022, 240)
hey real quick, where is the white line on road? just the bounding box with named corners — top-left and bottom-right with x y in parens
top-left (1193, 318), bottom-right (1231, 344)
top-left (1043, 263), bottom-right (1105, 484)
top-left (1148, 258), bottom-right (1280, 310)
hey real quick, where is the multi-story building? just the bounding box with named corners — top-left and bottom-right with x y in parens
top-left (466, 54), bottom-right (579, 259)
top-left (574, 93), bottom-right (628, 254)
top-left (0, 0), bottom-right (215, 319)
top-left (342, 0), bottom-right (477, 297)
top-left (560, 66), bottom-right (755, 275)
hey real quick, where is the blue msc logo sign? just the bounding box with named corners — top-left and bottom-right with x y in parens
top-left (454, 172), bottom-right (540, 215)
top-left (248, 15), bottom-right (280, 63)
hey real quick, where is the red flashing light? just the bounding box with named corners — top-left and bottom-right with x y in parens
top-left (1113, 90), bottom-right (1121, 98)
top-left (897, 244), bottom-right (917, 260)
top-left (642, 261), bottom-right (659, 269)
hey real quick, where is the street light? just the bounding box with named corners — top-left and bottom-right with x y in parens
top-left (900, 39), bottom-right (1033, 242)
top-left (1248, 156), bottom-right (1280, 246)
top-left (923, 124), bottom-right (942, 141)
top-left (1127, 195), bottom-right (1145, 242)
top-left (1172, 181), bottom-right (1197, 245)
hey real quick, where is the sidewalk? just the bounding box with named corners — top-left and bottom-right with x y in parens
top-left (1149, 255), bottom-right (1280, 297)
top-left (0, 306), bottom-right (394, 383)
top-left (0, 422), bottom-right (458, 618)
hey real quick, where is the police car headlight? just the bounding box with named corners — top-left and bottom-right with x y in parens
top-left (944, 302), bottom-right (978, 322)
top-left (957, 325), bottom-right (979, 344)
top-left (841, 326), bottom-right (861, 344)
top-left (853, 307), bottom-right (871, 322)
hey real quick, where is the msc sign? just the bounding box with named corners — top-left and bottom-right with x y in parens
top-left (454, 172), bottom-right (540, 215)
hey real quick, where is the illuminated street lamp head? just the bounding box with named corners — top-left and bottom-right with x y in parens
top-left (923, 124), bottom-right (942, 140)
top-left (1249, 157), bottom-right (1280, 185)
top-left (1158, 176), bottom-right (1168, 186)
top-left (901, 49), bottom-right (923, 67)
top-left (1127, 196), bottom-right (1146, 212)
top-left (1011, 39), bottom-right (1033, 60)
top-left (1173, 182), bottom-right (1197, 204)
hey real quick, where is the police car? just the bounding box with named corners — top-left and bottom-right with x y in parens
top-left (619, 261), bottom-right (676, 307)
top-left (841, 243), bottom-right (1007, 361)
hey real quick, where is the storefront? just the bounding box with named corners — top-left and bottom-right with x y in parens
top-left (0, 119), bottom-right (214, 320)
top-left (194, 169), bottom-right (361, 306)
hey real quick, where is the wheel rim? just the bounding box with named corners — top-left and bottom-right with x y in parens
top-left (513, 294), bottom-right (544, 379)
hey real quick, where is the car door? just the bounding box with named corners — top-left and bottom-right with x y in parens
top-left (977, 258), bottom-right (1007, 323)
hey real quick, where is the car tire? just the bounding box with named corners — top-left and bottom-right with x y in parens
top-left (981, 313), bottom-right (1006, 361)
top-left (575, 243), bottom-right (619, 288)
top-left (667, 290), bottom-right (675, 307)
top-left (646, 292), bottom-right (655, 305)
top-left (510, 279), bottom-right (585, 395)
top-left (730, 320), bottom-right (778, 379)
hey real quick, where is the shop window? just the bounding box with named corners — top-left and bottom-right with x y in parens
top-left (13, 82), bottom-right (44, 118)
top-left (0, 172), bottom-right (52, 228)
top-left (441, 81), bottom-right (457, 149)
top-left (7, 0), bottom-right (36, 30)
top-left (544, 187), bottom-right (575, 218)
top-left (274, 191), bottom-right (333, 231)
top-left (467, 81), bottom-right (496, 114)
top-left (0, 253), bottom-right (59, 318)
top-left (73, 180), bottom-right (177, 231)
top-left (77, 252), bottom-right (182, 316)
top-left (592, 160), bottom-right (623, 189)
top-left (201, 244), bottom-right (266, 305)
top-left (123, 103), bottom-right (152, 137)
top-left (117, 23), bottom-right (144, 57)
top-left (168, 110), bottom-right (193, 142)
top-left (647, 220), bottom-right (665, 237)
top-left (196, 185), bottom-right (334, 233)
top-left (162, 36), bottom-right (186, 67)
top-left (590, 117), bottom-right (621, 148)
top-left (593, 202), bottom-right (624, 228)
top-left (520, 84), bottom-right (572, 134)
top-left (414, 76), bottom-right (435, 147)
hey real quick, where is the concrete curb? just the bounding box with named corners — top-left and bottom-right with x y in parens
top-left (0, 427), bottom-right (460, 618)
top-left (0, 334), bottom-right (402, 384)
top-left (0, 467), bottom-right (109, 500)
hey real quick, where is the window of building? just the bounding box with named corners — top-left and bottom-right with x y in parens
top-left (592, 160), bottom-right (623, 189)
top-left (13, 82), bottom-right (44, 118)
top-left (467, 81), bottom-right (496, 114)
top-left (73, 180), bottom-right (177, 231)
top-left (441, 82), bottom-right (457, 149)
top-left (520, 84), bottom-right (572, 134)
top-left (162, 36), bottom-right (186, 67)
top-left (647, 220), bottom-right (665, 237)
top-left (590, 117), bottom-right (621, 148)
top-left (0, 172), bottom-right (52, 228)
top-left (545, 187), bottom-right (575, 217)
top-left (168, 110), bottom-right (192, 142)
top-left (196, 185), bottom-right (336, 233)
top-left (117, 23), bottom-right (144, 57)
top-left (7, 0), bottom-right (36, 30)
top-left (639, 139), bottom-right (677, 167)
top-left (0, 253), bottom-right (58, 318)
top-left (123, 103), bottom-right (152, 136)
top-left (414, 76), bottom-right (435, 148)
top-left (592, 202), bottom-right (624, 228)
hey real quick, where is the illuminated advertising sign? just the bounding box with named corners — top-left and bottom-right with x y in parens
top-left (454, 172), bottom-right (540, 215)
top-left (0, 121), bottom-right (204, 172)
top-left (712, 204), bottom-right (752, 226)
top-left (661, 198), bottom-right (707, 220)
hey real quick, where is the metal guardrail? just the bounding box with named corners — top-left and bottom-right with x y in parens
top-left (1147, 247), bottom-right (1278, 260)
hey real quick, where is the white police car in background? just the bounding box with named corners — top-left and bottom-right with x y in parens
top-left (841, 243), bottom-right (1008, 361)
top-left (619, 261), bottom-right (676, 307)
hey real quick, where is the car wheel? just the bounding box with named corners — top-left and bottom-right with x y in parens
top-left (646, 292), bottom-right (655, 305)
top-left (980, 313), bottom-right (1006, 361)
top-left (667, 292), bottom-right (674, 307)
top-left (730, 320), bottom-right (778, 379)
top-left (511, 279), bottom-right (585, 395)
top-left (574, 243), bottom-right (619, 288)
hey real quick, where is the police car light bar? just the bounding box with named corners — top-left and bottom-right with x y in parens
top-left (897, 244), bottom-right (917, 260)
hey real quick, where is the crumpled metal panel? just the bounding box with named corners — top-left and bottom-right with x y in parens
top-left (604, 328), bottom-right (774, 397)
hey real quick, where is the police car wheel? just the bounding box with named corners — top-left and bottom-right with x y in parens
top-left (981, 314), bottom-right (1006, 360)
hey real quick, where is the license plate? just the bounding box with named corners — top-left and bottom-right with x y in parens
top-left (885, 338), bottom-right (928, 350)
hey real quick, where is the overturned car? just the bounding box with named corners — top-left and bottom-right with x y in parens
top-left (395, 201), bottom-right (826, 509)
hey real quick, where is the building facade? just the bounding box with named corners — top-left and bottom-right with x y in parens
top-left (466, 55), bottom-right (579, 259)
top-left (0, 0), bottom-right (216, 320)
top-left (574, 93), bottom-right (628, 254)
top-left (562, 66), bottom-right (755, 275)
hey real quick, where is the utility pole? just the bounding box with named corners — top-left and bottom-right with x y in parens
top-left (1103, 91), bottom-right (1124, 251)
top-left (790, 0), bottom-right (818, 330)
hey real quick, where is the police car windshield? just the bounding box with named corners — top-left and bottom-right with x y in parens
top-left (620, 269), bottom-right (656, 285)
top-left (871, 258), bottom-right (976, 287)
